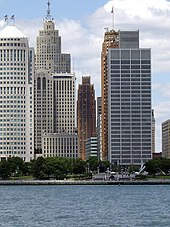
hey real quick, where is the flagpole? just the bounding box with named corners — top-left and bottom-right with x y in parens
top-left (111, 6), bottom-right (114, 30)
top-left (11, 15), bottom-right (15, 26)
top-left (4, 15), bottom-right (8, 25)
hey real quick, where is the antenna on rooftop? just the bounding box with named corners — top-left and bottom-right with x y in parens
top-left (46, 0), bottom-right (52, 20)
top-left (111, 5), bottom-right (115, 30)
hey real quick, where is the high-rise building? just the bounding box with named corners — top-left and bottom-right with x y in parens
top-left (34, 71), bottom-right (54, 152)
top-left (152, 109), bottom-right (155, 153)
top-left (107, 30), bottom-right (152, 166)
top-left (36, 1), bottom-right (71, 74)
top-left (0, 23), bottom-right (34, 162)
top-left (41, 73), bottom-right (77, 158)
top-left (77, 76), bottom-right (96, 160)
top-left (162, 119), bottom-right (170, 158)
top-left (97, 97), bottom-right (102, 160)
top-left (97, 97), bottom-right (102, 118)
top-left (101, 29), bottom-right (119, 160)
top-left (34, 1), bottom-right (77, 158)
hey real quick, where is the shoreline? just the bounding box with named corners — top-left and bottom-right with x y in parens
top-left (0, 179), bottom-right (170, 185)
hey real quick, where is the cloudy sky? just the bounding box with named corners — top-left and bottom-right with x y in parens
top-left (0, 0), bottom-right (170, 152)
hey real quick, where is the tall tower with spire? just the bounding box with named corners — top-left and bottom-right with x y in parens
top-left (34, 1), bottom-right (77, 158)
top-left (36, 0), bottom-right (71, 73)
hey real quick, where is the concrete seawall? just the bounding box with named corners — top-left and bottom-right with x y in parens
top-left (0, 180), bottom-right (170, 185)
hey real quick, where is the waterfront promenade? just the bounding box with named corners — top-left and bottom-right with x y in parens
top-left (0, 179), bottom-right (170, 185)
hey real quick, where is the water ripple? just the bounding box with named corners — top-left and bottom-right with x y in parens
top-left (0, 185), bottom-right (169, 226)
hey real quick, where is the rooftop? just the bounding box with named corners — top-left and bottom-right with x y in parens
top-left (0, 25), bottom-right (26, 38)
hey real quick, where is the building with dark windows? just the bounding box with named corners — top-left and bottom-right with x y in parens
top-left (152, 109), bottom-right (155, 154)
top-left (107, 30), bottom-right (152, 166)
top-left (77, 76), bottom-right (96, 160)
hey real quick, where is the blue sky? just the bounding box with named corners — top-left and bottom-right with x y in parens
top-left (0, 0), bottom-right (108, 20)
top-left (1, 0), bottom-right (170, 152)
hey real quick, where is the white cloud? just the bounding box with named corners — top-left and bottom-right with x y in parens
top-left (153, 84), bottom-right (170, 97)
top-left (0, 19), bottom-right (5, 27)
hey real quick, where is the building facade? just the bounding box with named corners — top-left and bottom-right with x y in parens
top-left (162, 119), bottom-right (170, 158)
top-left (85, 137), bottom-right (98, 159)
top-left (0, 25), bottom-right (34, 161)
top-left (34, 70), bottom-right (54, 152)
top-left (77, 76), bottom-right (96, 160)
top-left (35, 1), bottom-right (71, 74)
top-left (42, 133), bottom-right (78, 158)
top-left (34, 1), bottom-right (78, 158)
top-left (152, 109), bottom-right (155, 153)
top-left (97, 97), bottom-right (102, 160)
top-left (101, 29), bottom-right (119, 160)
top-left (108, 31), bottom-right (152, 166)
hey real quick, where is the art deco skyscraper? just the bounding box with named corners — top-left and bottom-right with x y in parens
top-left (108, 31), bottom-right (152, 166)
top-left (0, 23), bottom-right (34, 161)
top-left (34, 1), bottom-right (71, 150)
top-left (36, 1), bottom-right (71, 74)
top-left (101, 29), bottom-right (119, 160)
top-left (77, 76), bottom-right (96, 160)
top-left (34, 1), bottom-right (77, 158)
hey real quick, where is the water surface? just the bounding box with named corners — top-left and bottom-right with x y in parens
top-left (0, 185), bottom-right (169, 227)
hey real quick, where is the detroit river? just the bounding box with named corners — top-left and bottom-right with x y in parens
top-left (0, 185), bottom-right (170, 227)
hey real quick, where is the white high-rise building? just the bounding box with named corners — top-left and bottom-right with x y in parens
top-left (108, 31), bottom-right (152, 166)
top-left (0, 24), bottom-right (34, 161)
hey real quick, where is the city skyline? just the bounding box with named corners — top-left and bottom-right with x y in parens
top-left (0, 0), bottom-right (170, 152)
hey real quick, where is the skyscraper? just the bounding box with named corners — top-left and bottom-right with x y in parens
top-left (107, 30), bottom-right (152, 166)
top-left (41, 73), bottom-right (78, 158)
top-left (36, 1), bottom-right (71, 74)
top-left (101, 29), bottom-right (119, 160)
top-left (97, 97), bottom-right (102, 160)
top-left (34, 1), bottom-right (77, 158)
top-left (162, 119), bottom-right (170, 159)
top-left (77, 76), bottom-right (96, 160)
top-left (152, 109), bottom-right (155, 153)
top-left (0, 23), bottom-right (34, 162)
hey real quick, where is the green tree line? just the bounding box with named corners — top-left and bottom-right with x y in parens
top-left (0, 156), bottom-right (110, 180)
top-left (0, 156), bottom-right (169, 180)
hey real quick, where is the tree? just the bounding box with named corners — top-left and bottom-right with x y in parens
top-left (87, 157), bottom-right (99, 172)
top-left (7, 157), bottom-right (24, 177)
top-left (22, 162), bottom-right (31, 176)
top-left (145, 158), bottom-right (170, 175)
top-left (31, 157), bottom-right (48, 180)
top-left (0, 160), bottom-right (11, 180)
top-left (72, 159), bottom-right (86, 174)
